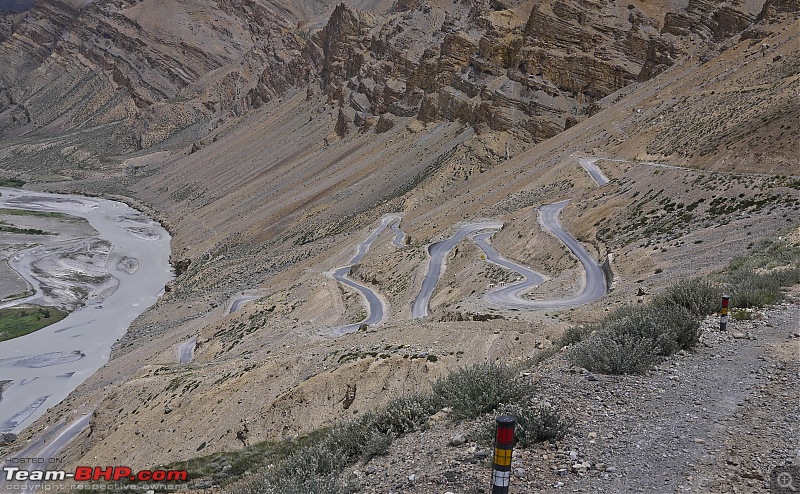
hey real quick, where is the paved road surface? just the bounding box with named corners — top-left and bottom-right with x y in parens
top-left (229, 295), bottom-right (259, 314)
top-left (578, 157), bottom-right (610, 186)
top-left (472, 232), bottom-right (548, 307)
top-left (177, 336), bottom-right (197, 364)
top-left (332, 214), bottom-right (404, 334)
top-left (332, 266), bottom-right (385, 335)
top-left (389, 221), bottom-right (406, 247)
top-left (413, 201), bottom-right (607, 315)
top-left (412, 221), bottom-right (504, 318)
top-left (0, 413), bottom-right (91, 491)
top-left (531, 200), bottom-right (607, 307)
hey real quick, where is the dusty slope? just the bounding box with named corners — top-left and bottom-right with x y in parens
top-left (316, 297), bottom-right (800, 494)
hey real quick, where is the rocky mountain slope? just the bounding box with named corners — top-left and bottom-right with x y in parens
top-left (0, 0), bottom-right (797, 489)
top-left (1, 1), bottom-right (783, 167)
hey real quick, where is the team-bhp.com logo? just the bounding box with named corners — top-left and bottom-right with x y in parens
top-left (4, 466), bottom-right (188, 483)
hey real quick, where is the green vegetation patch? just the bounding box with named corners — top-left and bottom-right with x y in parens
top-left (0, 178), bottom-right (26, 187)
top-left (0, 222), bottom-right (55, 235)
top-left (0, 208), bottom-right (70, 219)
top-left (0, 306), bottom-right (69, 341)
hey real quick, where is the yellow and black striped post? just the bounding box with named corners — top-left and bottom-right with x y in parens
top-left (491, 415), bottom-right (516, 494)
top-left (720, 294), bottom-right (730, 331)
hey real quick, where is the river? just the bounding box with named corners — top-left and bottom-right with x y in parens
top-left (0, 187), bottom-right (173, 434)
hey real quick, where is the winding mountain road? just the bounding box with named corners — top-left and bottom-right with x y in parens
top-left (332, 214), bottom-right (404, 334)
top-left (478, 200), bottom-right (607, 308)
top-left (333, 157), bottom-right (616, 325)
top-left (535, 200), bottom-right (607, 306)
top-left (411, 221), bottom-right (503, 318)
top-left (472, 231), bottom-right (548, 307)
top-left (389, 221), bottom-right (406, 247)
top-left (332, 266), bottom-right (386, 334)
top-left (411, 201), bottom-right (607, 315)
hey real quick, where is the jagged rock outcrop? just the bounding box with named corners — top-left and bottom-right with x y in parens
top-left (662, 0), bottom-right (756, 40)
top-left (756, 0), bottom-right (800, 22)
top-left (0, 0), bottom-right (777, 164)
top-left (313, 0), bottom-right (691, 144)
top-left (0, 0), bottom-right (317, 152)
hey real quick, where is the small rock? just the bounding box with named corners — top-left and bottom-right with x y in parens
top-left (475, 450), bottom-right (489, 459)
top-left (0, 433), bottom-right (18, 446)
top-left (164, 404), bottom-right (172, 414)
top-left (588, 432), bottom-right (598, 440)
top-left (513, 467), bottom-right (526, 478)
top-left (450, 433), bottom-right (467, 446)
top-left (428, 408), bottom-right (451, 424)
top-left (408, 474), bottom-right (416, 482)
top-left (569, 450), bottom-right (579, 460)
top-left (572, 462), bottom-right (587, 473)
top-left (365, 465), bottom-right (376, 475)
top-left (732, 332), bottom-right (747, 339)
top-left (553, 481), bottom-right (564, 488)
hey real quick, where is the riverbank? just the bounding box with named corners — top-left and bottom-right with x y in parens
top-left (0, 187), bottom-right (173, 434)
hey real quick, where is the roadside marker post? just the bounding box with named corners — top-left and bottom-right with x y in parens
top-left (491, 415), bottom-right (516, 494)
top-left (720, 294), bottom-right (730, 331)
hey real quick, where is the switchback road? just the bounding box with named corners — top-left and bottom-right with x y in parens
top-left (332, 214), bottom-right (404, 334)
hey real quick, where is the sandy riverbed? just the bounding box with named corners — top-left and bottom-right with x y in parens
top-left (0, 187), bottom-right (173, 434)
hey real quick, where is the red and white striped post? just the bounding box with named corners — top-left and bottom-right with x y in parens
top-left (720, 294), bottom-right (730, 331)
top-left (491, 415), bottom-right (516, 494)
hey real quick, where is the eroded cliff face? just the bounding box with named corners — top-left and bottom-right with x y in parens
top-left (0, 0), bottom-right (318, 153)
top-left (0, 0), bottom-right (769, 169)
top-left (313, 0), bottom-right (682, 144)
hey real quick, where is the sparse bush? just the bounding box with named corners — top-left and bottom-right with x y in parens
top-left (725, 269), bottom-right (782, 308)
top-left (557, 324), bottom-right (596, 348)
top-left (484, 403), bottom-right (574, 447)
top-left (718, 234), bottom-right (800, 309)
top-left (431, 362), bottom-right (528, 419)
top-left (570, 325), bottom-right (666, 374)
top-left (373, 394), bottom-right (440, 436)
top-left (569, 304), bottom-right (700, 374)
top-left (357, 429), bottom-right (394, 461)
top-left (325, 414), bottom-right (393, 463)
top-left (654, 279), bottom-right (722, 317)
top-left (603, 304), bottom-right (701, 353)
top-left (244, 444), bottom-right (358, 494)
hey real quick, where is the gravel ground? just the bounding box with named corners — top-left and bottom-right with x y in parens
top-left (346, 298), bottom-right (799, 494)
